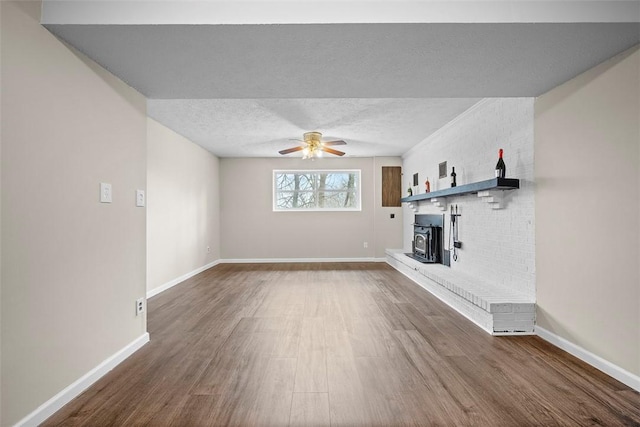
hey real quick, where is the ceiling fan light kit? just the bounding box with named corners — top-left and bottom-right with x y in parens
top-left (279, 131), bottom-right (346, 159)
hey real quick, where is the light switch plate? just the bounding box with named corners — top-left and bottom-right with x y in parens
top-left (100, 183), bottom-right (112, 203)
top-left (136, 190), bottom-right (145, 207)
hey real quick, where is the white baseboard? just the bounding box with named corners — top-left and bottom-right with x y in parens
top-left (536, 326), bottom-right (640, 392)
top-left (147, 260), bottom-right (221, 299)
top-left (15, 333), bottom-right (150, 427)
top-left (219, 257), bottom-right (387, 264)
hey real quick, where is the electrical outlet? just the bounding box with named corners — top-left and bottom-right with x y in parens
top-left (363, 242), bottom-right (368, 248)
top-left (136, 298), bottom-right (144, 316)
top-left (100, 183), bottom-right (112, 203)
top-left (207, 246), bottom-right (211, 253)
top-left (136, 190), bottom-right (145, 207)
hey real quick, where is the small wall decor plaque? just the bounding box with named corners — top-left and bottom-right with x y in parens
top-left (439, 162), bottom-right (447, 179)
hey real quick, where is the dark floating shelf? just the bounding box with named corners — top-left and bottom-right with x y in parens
top-left (401, 177), bottom-right (519, 203)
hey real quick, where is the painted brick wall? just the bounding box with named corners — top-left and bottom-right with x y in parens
top-left (402, 98), bottom-right (535, 299)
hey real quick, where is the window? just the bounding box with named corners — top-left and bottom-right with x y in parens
top-left (273, 170), bottom-right (361, 211)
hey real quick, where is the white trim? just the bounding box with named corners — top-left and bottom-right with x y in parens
top-left (388, 259), bottom-right (493, 335)
top-left (219, 257), bottom-right (387, 264)
top-left (536, 325), bottom-right (640, 392)
top-left (147, 260), bottom-right (221, 299)
top-left (385, 252), bottom-right (535, 336)
top-left (15, 333), bottom-right (150, 427)
top-left (42, 1), bottom-right (640, 25)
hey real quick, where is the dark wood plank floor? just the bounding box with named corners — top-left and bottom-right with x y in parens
top-left (44, 263), bottom-right (640, 426)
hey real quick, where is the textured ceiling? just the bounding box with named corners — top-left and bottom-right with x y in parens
top-left (147, 98), bottom-right (481, 157)
top-left (44, 20), bottom-right (640, 157)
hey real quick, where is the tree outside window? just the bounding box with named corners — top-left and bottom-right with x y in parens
top-left (273, 170), bottom-right (361, 211)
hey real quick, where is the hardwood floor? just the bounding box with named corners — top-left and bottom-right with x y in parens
top-left (44, 263), bottom-right (640, 426)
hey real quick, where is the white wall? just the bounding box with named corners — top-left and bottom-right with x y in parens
top-left (220, 157), bottom-right (402, 260)
top-left (402, 98), bottom-right (536, 298)
top-left (147, 118), bottom-right (220, 295)
top-left (1, 2), bottom-right (147, 425)
top-left (535, 46), bottom-right (640, 376)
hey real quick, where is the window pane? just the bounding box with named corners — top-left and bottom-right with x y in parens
top-left (275, 173), bottom-right (315, 191)
top-left (298, 173), bottom-right (315, 191)
top-left (318, 191), bottom-right (358, 208)
top-left (275, 173), bottom-right (296, 191)
top-left (275, 191), bottom-right (315, 209)
top-left (275, 191), bottom-right (293, 209)
top-left (321, 173), bottom-right (357, 190)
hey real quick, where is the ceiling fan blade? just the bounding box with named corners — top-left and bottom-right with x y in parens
top-left (322, 140), bottom-right (346, 146)
top-left (279, 146), bottom-right (304, 155)
top-left (320, 146), bottom-right (345, 156)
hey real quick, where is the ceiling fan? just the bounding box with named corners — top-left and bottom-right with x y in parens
top-left (279, 132), bottom-right (346, 159)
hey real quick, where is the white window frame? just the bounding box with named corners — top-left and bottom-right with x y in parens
top-left (273, 169), bottom-right (362, 212)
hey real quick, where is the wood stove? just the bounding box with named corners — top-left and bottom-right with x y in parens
top-left (412, 214), bottom-right (444, 263)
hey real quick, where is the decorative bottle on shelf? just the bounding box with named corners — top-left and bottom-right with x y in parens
top-left (425, 177), bottom-right (431, 193)
top-left (495, 148), bottom-right (506, 178)
top-left (450, 167), bottom-right (457, 188)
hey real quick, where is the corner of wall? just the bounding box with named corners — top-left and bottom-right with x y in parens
top-left (2, 2), bottom-right (147, 423)
top-left (373, 156), bottom-right (404, 258)
top-left (534, 45), bottom-right (640, 377)
top-left (402, 98), bottom-right (536, 299)
top-left (146, 118), bottom-right (221, 296)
